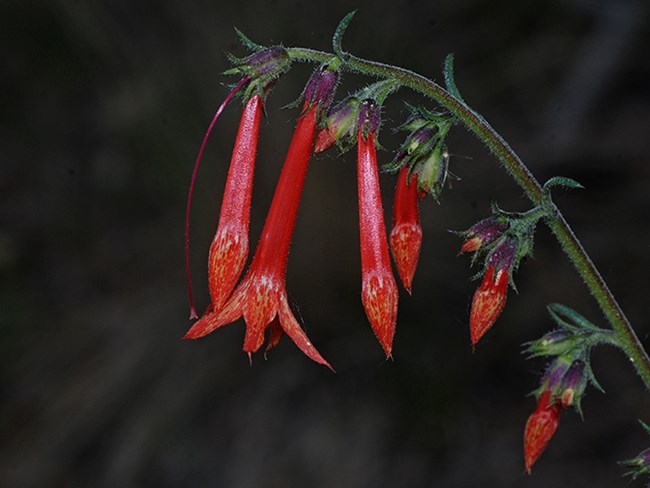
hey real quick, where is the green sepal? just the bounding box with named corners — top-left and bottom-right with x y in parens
top-left (333, 11), bottom-right (357, 58)
top-left (234, 28), bottom-right (265, 52)
top-left (443, 53), bottom-right (465, 103)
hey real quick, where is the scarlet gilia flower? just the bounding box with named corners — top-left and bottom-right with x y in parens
top-left (207, 93), bottom-right (262, 313)
top-left (524, 389), bottom-right (561, 474)
top-left (469, 237), bottom-right (515, 347)
top-left (185, 46), bottom-right (290, 318)
top-left (357, 100), bottom-right (399, 358)
top-left (184, 66), bottom-right (338, 369)
top-left (389, 167), bottom-right (422, 294)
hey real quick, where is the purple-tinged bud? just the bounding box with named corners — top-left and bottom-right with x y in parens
top-left (314, 96), bottom-right (361, 153)
top-left (623, 448), bottom-right (650, 478)
top-left (487, 237), bottom-right (517, 274)
top-left (621, 424), bottom-right (650, 484)
top-left (460, 216), bottom-right (509, 254)
top-left (559, 360), bottom-right (588, 409)
top-left (245, 46), bottom-right (290, 78)
top-left (358, 98), bottom-right (382, 137)
top-left (389, 126), bottom-right (437, 172)
top-left (526, 329), bottom-right (577, 358)
top-left (304, 66), bottom-right (339, 112)
top-left (225, 47), bottom-right (291, 95)
top-left (414, 143), bottom-right (449, 200)
top-left (541, 357), bottom-right (572, 392)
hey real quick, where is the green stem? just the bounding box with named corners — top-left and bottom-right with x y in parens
top-left (288, 47), bottom-right (650, 391)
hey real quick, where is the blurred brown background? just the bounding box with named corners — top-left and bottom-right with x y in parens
top-left (2, 0), bottom-right (650, 486)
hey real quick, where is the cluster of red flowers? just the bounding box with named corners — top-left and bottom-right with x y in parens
top-left (177, 20), bottom-right (648, 482)
top-left (182, 46), bottom-right (440, 367)
top-left (182, 45), bottom-right (538, 366)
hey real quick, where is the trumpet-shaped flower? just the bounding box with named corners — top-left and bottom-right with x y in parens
top-left (207, 94), bottom-right (263, 313)
top-left (184, 67), bottom-right (338, 369)
top-left (357, 126), bottom-right (399, 358)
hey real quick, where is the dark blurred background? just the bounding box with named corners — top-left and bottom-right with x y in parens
top-left (2, 0), bottom-right (650, 486)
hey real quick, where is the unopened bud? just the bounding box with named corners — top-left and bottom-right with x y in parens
top-left (304, 66), bottom-right (339, 111)
top-left (559, 360), bottom-right (588, 409)
top-left (460, 216), bottom-right (508, 254)
top-left (314, 97), bottom-right (361, 153)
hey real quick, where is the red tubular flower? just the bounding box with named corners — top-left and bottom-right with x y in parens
top-left (469, 264), bottom-right (509, 348)
top-left (184, 67), bottom-right (338, 369)
top-left (207, 94), bottom-right (263, 313)
top-left (185, 47), bottom-right (290, 319)
top-left (185, 78), bottom-right (250, 318)
top-left (389, 167), bottom-right (422, 294)
top-left (358, 129), bottom-right (399, 358)
top-left (524, 390), bottom-right (562, 474)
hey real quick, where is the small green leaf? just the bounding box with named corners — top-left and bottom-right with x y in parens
top-left (543, 176), bottom-right (584, 191)
top-left (333, 11), bottom-right (357, 58)
top-left (547, 303), bottom-right (600, 332)
top-left (443, 54), bottom-right (465, 103)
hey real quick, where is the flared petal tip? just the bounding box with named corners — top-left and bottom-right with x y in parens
top-left (182, 320), bottom-right (212, 340)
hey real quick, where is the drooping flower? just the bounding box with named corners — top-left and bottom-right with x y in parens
top-left (207, 94), bottom-right (263, 313)
top-left (389, 166), bottom-right (422, 294)
top-left (469, 265), bottom-right (509, 347)
top-left (357, 100), bottom-right (399, 358)
top-left (184, 66), bottom-right (338, 369)
top-left (185, 46), bottom-right (290, 318)
top-left (524, 389), bottom-right (562, 474)
top-left (469, 237), bottom-right (516, 347)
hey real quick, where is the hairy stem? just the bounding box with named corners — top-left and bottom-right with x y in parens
top-left (288, 46), bottom-right (650, 390)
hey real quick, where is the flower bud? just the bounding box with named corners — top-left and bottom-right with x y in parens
top-left (225, 46), bottom-right (291, 95)
top-left (389, 125), bottom-right (436, 173)
top-left (622, 447), bottom-right (650, 483)
top-left (415, 143), bottom-right (449, 200)
top-left (304, 65), bottom-right (339, 112)
top-left (460, 216), bottom-right (508, 254)
top-left (559, 360), bottom-right (588, 409)
top-left (245, 46), bottom-right (291, 79)
top-left (486, 237), bottom-right (517, 274)
top-left (314, 96), bottom-right (361, 153)
top-left (526, 329), bottom-right (577, 358)
top-left (541, 356), bottom-right (572, 392)
top-left (469, 265), bottom-right (509, 347)
top-left (524, 390), bottom-right (561, 473)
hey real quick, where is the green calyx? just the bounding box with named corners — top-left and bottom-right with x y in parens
top-left (525, 304), bottom-right (621, 415)
top-left (224, 36), bottom-right (292, 102)
top-left (384, 104), bottom-right (455, 200)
